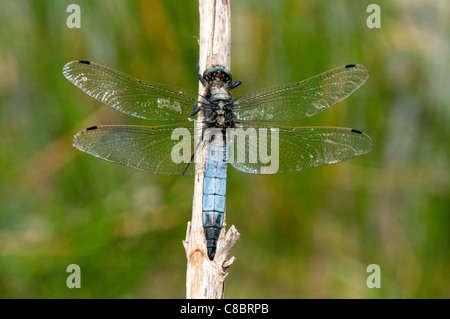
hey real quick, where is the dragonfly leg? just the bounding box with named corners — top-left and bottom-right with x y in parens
top-left (228, 80), bottom-right (242, 90)
top-left (197, 61), bottom-right (207, 87)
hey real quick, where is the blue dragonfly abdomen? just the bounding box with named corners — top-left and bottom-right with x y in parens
top-left (202, 140), bottom-right (227, 259)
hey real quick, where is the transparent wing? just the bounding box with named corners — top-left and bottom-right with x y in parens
top-left (73, 124), bottom-right (199, 175)
top-left (233, 64), bottom-right (369, 122)
top-left (228, 124), bottom-right (373, 174)
top-left (63, 60), bottom-right (200, 121)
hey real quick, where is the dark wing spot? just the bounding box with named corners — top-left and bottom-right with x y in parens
top-left (78, 60), bottom-right (91, 64)
top-left (86, 126), bottom-right (98, 131)
top-left (351, 129), bottom-right (363, 134)
top-left (345, 64), bottom-right (356, 68)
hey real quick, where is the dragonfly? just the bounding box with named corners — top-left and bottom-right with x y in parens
top-left (63, 61), bottom-right (373, 260)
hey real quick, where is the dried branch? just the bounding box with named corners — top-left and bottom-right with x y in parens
top-left (183, 0), bottom-right (240, 299)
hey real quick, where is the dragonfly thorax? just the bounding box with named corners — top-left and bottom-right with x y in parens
top-left (209, 86), bottom-right (232, 104)
top-left (205, 79), bottom-right (236, 128)
top-left (201, 65), bottom-right (242, 123)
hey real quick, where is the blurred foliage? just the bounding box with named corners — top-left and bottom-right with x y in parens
top-left (0, 0), bottom-right (449, 298)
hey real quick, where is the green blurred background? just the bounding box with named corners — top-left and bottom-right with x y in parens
top-left (0, 0), bottom-right (449, 298)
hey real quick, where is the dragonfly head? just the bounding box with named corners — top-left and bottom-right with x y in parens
top-left (203, 65), bottom-right (233, 85)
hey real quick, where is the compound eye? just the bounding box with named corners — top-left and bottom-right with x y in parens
top-left (203, 66), bottom-right (233, 83)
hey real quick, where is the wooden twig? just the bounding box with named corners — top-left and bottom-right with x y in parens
top-left (183, 0), bottom-right (240, 299)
